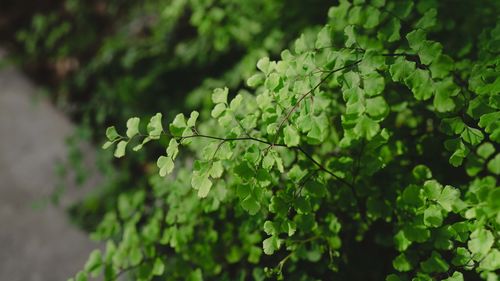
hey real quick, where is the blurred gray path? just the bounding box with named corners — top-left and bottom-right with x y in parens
top-left (0, 50), bottom-right (101, 281)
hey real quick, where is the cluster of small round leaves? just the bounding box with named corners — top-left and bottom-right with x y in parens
top-left (72, 1), bottom-right (499, 281)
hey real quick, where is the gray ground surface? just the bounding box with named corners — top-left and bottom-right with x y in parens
top-left (0, 50), bottom-right (101, 281)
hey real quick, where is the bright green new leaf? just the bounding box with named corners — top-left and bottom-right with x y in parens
top-left (157, 156), bottom-right (174, 177)
top-left (423, 205), bottom-right (443, 227)
top-left (187, 111), bottom-right (199, 127)
top-left (461, 126), bottom-right (484, 146)
top-left (479, 249), bottom-right (500, 271)
top-left (167, 139), bottom-right (179, 159)
top-left (114, 140), bottom-right (128, 158)
top-left (420, 251), bottom-right (449, 273)
top-left (263, 236), bottom-right (281, 255)
top-left (468, 228), bottom-right (494, 259)
top-left (437, 185), bottom-right (461, 212)
top-left (126, 117), bottom-right (140, 138)
top-left (105, 126), bottom-right (120, 141)
top-left (257, 57), bottom-right (271, 74)
top-left (284, 125), bottom-right (300, 146)
top-left (102, 141), bottom-right (113, 149)
top-left (212, 87), bottom-right (229, 104)
top-left (241, 196), bottom-right (260, 215)
top-left (210, 161), bottom-right (224, 178)
top-left (147, 113), bottom-right (163, 138)
top-left (354, 115), bottom-right (380, 140)
top-left (315, 25), bottom-right (332, 48)
top-left (170, 113), bottom-right (186, 136)
top-left (211, 103), bottom-right (226, 118)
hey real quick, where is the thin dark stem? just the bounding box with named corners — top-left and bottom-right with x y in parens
top-left (295, 146), bottom-right (353, 188)
top-left (180, 133), bottom-right (287, 147)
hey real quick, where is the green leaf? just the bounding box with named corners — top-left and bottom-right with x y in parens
top-left (419, 41), bottom-right (443, 65)
top-left (423, 180), bottom-right (442, 200)
top-left (75, 271), bottom-right (88, 281)
top-left (452, 247), bottom-right (473, 267)
top-left (263, 236), bottom-right (281, 255)
top-left (126, 117), bottom-right (140, 138)
top-left (192, 172), bottom-right (213, 198)
top-left (461, 126), bottom-right (484, 145)
top-left (386, 274), bottom-right (402, 281)
top-left (415, 9), bottom-right (437, 30)
top-left (468, 228), bottom-right (494, 259)
top-left (84, 249), bottom-right (102, 275)
top-left (247, 73), bottom-right (265, 88)
top-left (212, 87), bottom-right (229, 104)
top-left (412, 165), bottom-right (432, 181)
top-left (437, 185), bottom-right (461, 212)
top-left (152, 257), bottom-right (165, 276)
top-left (284, 125), bottom-right (300, 146)
top-left (423, 205), bottom-right (443, 227)
top-left (241, 196), bottom-right (260, 215)
top-left (442, 272), bottom-right (464, 281)
top-left (169, 113), bottom-right (186, 136)
top-left (406, 29), bottom-right (426, 51)
top-left (378, 18), bottom-right (401, 42)
top-left (305, 180), bottom-right (327, 198)
top-left (477, 142), bottom-right (495, 159)
top-left (354, 115), bottom-right (380, 140)
top-left (420, 251), bottom-right (449, 273)
top-left (394, 230), bottom-right (412, 251)
top-left (102, 141), bottom-right (113, 150)
top-left (167, 139), bottom-right (179, 159)
top-left (363, 72), bottom-right (385, 96)
top-left (129, 247), bottom-right (143, 266)
top-left (105, 126), bottom-right (120, 141)
top-left (257, 57), bottom-right (271, 74)
top-left (147, 113), bottom-right (163, 138)
top-left (315, 25), bottom-right (332, 48)
top-left (187, 111), bottom-right (199, 127)
top-left (344, 25), bottom-right (357, 47)
top-left (114, 140), bottom-right (128, 158)
top-left (487, 154), bottom-right (500, 175)
top-left (360, 50), bottom-right (385, 73)
top-left (211, 103), bottom-right (226, 118)
top-left (210, 161), bottom-right (224, 178)
top-left (157, 156), bottom-right (174, 177)
top-left (366, 96), bottom-right (389, 119)
top-left (393, 253), bottom-right (412, 272)
top-left (479, 249), bottom-right (500, 271)
top-left (403, 223), bottom-right (430, 242)
top-left (363, 6), bottom-right (381, 29)
top-left (433, 82), bottom-right (456, 112)
top-left (263, 221), bottom-right (277, 235)
top-left (440, 117), bottom-right (465, 135)
top-left (265, 73), bottom-right (280, 90)
top-left (390, 57), bottom-right (416, 82)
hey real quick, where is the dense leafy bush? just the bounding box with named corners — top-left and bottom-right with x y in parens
top-left (77, 1), bottom-right (500, 280)
top-left (10, 0), bottom-right (330, 226)
top-left (10, 0), bottom-right (500, 280)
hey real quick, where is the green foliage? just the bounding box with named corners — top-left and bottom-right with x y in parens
top-left (15, 0), bottom-right (500, 280)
